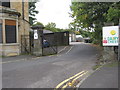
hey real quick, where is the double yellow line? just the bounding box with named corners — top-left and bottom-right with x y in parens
top-left (55, 70), bottom-right (88, 89)
top-left (0, 57), bottom-right (41, 64)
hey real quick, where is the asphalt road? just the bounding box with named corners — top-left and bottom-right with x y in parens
top-left (2, 42), bottom-right (99, 88)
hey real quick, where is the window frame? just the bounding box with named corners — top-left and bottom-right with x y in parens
top-left (1, 0), bottom-right (10, 8)
top-left (5, 19), bottom-right (18, 44)
top-left (0, 18), bottom-right (18, 44)
top-left (5, 25), bottom-right (17, 43)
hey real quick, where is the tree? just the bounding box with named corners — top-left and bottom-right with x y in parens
top-left (70, 2), bottom-right (120, 45)
top-left (33, 22), bottom-right (44, 27)
top-left (45, 22), bottom-right (58, 32)
top-left (106, 2), bottom-right (120, 25)
top-left (29, 1), bottom-right (39, 25)
top-left (45, 22), bottom-right (56, 28)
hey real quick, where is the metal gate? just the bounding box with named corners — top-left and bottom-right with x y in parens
top-left (41, 33), bottom-right (58, 56)
top-left (21, 32), bottom-right (34, 54)
top-left (29, 32), bottom-right (34, 54)
top-left (21, 32), bottom-right (58, 56)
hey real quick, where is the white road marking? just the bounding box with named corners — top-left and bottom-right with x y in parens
top-left (66, 46), bottom-right (73, 54)
top-left (58, 46), bottom-right (68, 53)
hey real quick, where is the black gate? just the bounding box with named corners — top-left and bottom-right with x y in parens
top-left (42, 33), bottom-right (58, 56)
top-left (29, 32), bottom-right (34, 54)
top-left (21, 32), bottom-right (34, 54)
top-left (21, 31), bottom-right (69, 56)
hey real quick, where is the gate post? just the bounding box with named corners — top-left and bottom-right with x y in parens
top-left (31, 25), bottom-right (44, 56)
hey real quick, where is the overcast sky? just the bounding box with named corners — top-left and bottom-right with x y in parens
top-left (35, 0), bottom-right (73, 29)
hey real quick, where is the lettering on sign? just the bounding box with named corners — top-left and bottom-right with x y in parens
top-left (102, 26), bottom-right (119, 46)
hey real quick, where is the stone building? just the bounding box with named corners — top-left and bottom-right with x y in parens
top-left (0, 0), bottom-right (30, 56)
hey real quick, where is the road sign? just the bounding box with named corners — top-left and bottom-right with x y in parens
top-left (102, 26), bottom-right (119, 46)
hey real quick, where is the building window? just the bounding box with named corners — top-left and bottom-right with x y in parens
top-left (0, 20), bottom-right (2, 43)
top-left (5, 20), bottom-right (16, 43)
top-left (1, 0), bottom-right (10, 8)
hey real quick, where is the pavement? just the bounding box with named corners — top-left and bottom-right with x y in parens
top-left (78, 62), bottom-right (119, 88)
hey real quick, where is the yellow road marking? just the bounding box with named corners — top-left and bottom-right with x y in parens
top-left (1, 59), bottom-right (26, 64)
top-left (61, 84), bottom-right (68, 90)
top-left (48, 53), bottom-right (62, 57)
top-left (70, 71), bottom-right (88, 86)
top-left (48, 55), bottom-right (56, 57)
top-left (55, 70), bottom-right (85, 88)
top-left (33, 57), bottom-right (41, 59)
top-left (61, 71), bottom-right (88, 88)
top-left (73, 71), bottom-right (88, 81)
top-left (0, 56), bottom-right (42, 64)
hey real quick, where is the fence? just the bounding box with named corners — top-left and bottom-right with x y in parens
top-left (21, 31), bottom-right (69, 56)
top-left (55, 31), bottom-right (69, 46)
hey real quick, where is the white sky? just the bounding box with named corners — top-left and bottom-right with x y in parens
top-left (35, 0), bottom-right (73, 29)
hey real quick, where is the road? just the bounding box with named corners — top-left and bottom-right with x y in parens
top-left (2, 42), bottom-right (99, 88)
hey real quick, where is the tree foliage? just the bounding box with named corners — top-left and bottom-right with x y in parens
top-left (45, 22), bottom-right (56, 29)
top-left (33, 22), bottom-right (44, 27)
top-left (70, 2), bottom-right (120, 45)
top-left (45, 22), bottom-right (63, 32)
top-left (45, 22), bottom-right (57, 32)
top-left (29, 1), bottom-right (39, 25)
top-left (44, 22), bottom-right (72, 33)
top-left (106, 2), bottom-right (120, 25)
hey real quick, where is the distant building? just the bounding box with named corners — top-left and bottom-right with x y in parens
top-left (43, 30), bottom-right (53, 34)
top-left (69, 32), bottom-right (76, 42)
top-left (0, 0), bottom-right (30, 56)
top-left (76, 35), bottom-right (84, 42)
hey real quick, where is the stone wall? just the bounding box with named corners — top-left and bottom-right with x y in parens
top-left (0, 44), bottom-right (20, 56)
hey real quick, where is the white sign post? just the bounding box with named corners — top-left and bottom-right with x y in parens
top-left (102, 26), bottom-right (119, 46)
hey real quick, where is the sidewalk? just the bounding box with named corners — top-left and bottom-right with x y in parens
top-left (1, 45), bottom-right (69, 62)
top-left (79, 62), bottom-right (119, 88)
